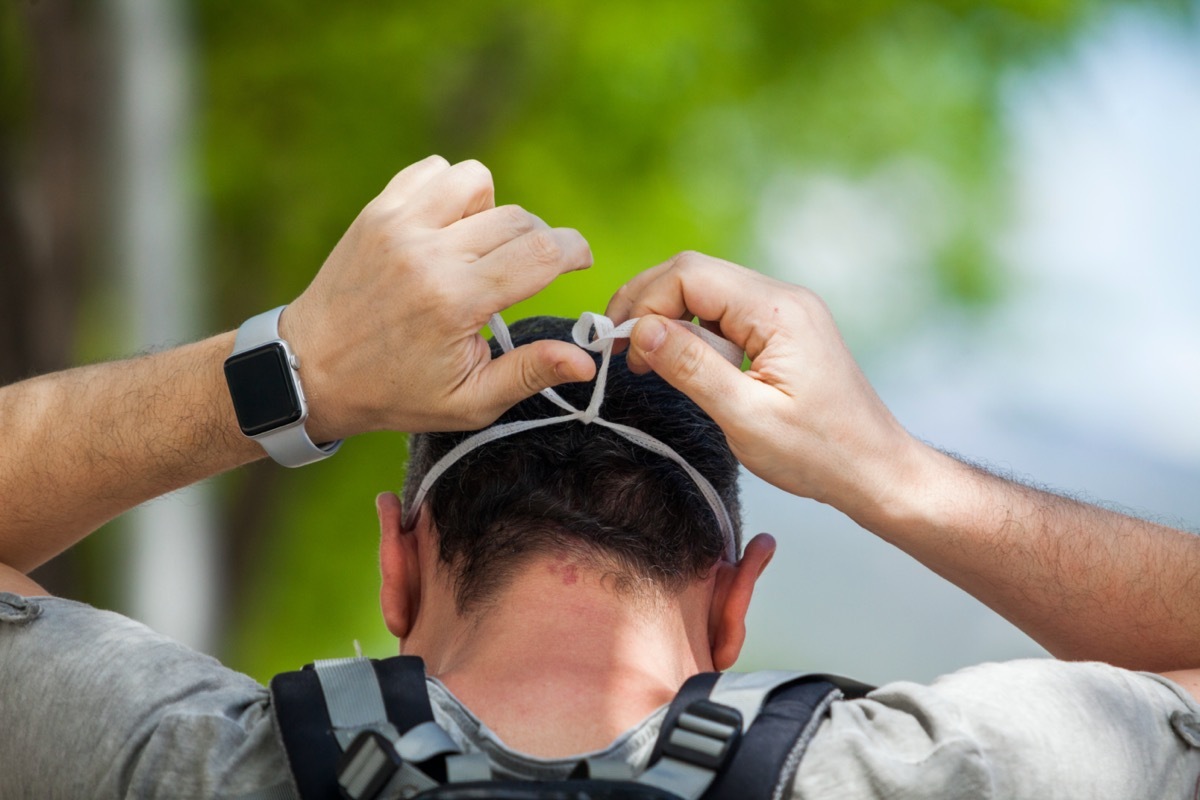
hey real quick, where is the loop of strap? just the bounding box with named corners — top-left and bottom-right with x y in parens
top-left (403, 313), bottom-right (743, 560)
top-left (313, 657), bottom-right (401, 749)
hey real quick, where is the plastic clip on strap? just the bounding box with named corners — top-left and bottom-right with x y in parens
top-left (310, 657), bottom-right (455, 800)
top-left (638, 670), bottom-right (824, 800)
top-left (403, 312), bottom-right (744, 560)
top-left (638, 700), bottom-right (743, 799)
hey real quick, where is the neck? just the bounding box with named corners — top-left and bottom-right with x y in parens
top-left (403, 553), bottom-right (716, 757)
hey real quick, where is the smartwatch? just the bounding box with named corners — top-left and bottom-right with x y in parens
top-left (223, 306), bottom-right (342, 467)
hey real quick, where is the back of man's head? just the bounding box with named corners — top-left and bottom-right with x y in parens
top-left (403, 316), bottom-right (742, 614)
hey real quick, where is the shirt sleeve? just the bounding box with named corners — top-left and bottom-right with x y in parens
top-left (0, 592), bottom-right (292, 799)
top-left (791, 659), bottom-right (1200, 799)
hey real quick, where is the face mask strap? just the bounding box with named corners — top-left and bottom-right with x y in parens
top-left (403, 313), bottom-right (743, 562)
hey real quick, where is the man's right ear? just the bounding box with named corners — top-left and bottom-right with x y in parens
top-left (377, 492), bottom-right (422, 639)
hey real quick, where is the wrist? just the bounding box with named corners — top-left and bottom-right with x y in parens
top-left (275, 302), bottom-right (342, 442)
top-left (225, 306), bottom-right (342, 466)
top-left (833, 430), bottom-right (964, 541)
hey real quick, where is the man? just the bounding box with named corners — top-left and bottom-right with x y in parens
top-left (1, 155), bottom-right (1198, 798)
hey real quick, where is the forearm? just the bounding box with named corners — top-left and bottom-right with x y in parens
top-left (0, 158), bottom-right (596, 580)
top-left (612, 255), bottom-right (1200, 670)
top-left (0, 333), bottom-right (262, 574)
top-left (860, 441), bottom-right (1200, 671)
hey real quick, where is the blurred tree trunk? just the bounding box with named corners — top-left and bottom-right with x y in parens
top-left (1, 1), bottom-right (106, 596)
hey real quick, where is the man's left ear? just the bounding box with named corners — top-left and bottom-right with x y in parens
top-left (378, 492), bottom-right (422, 639)
top-left (709, 533), bottom-right (776, 671)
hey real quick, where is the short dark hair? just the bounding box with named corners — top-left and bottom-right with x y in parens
top-left (403, 316), bottom-right (742, 613)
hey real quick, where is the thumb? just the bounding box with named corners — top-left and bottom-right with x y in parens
top-left (629, 315), bottom-right (746, 426)
top-left (475, 339), bottom-right (597, 419)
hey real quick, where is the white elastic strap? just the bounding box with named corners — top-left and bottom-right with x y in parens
top-left (403, 313), bottom-right (743, 561)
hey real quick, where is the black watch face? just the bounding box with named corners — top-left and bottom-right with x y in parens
top-left (224, 343), bottom-right (303, 437)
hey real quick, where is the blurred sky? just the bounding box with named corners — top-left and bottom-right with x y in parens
top-left (740, 5), bottom-right (1200, 683)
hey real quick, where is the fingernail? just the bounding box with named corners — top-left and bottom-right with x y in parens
top-left (634, 317), bottom-right (667, 353)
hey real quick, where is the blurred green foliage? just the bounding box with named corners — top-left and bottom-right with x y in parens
top-left (184, 0), bottom-right (1186, 680)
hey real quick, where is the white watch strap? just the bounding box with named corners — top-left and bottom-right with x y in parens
top-left (232, 304), bottom-right (289, 353)
top-left (233, 306), bottom-right (342, 467)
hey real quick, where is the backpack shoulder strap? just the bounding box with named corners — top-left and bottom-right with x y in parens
top-left (639, 671), bottom-right (873, 800)
top-left (645, 671), bottom-right (721, 767)
top-left (270, 655), bottom-right (454, 800)
top-left (701, 673), bottom-right (842, 800)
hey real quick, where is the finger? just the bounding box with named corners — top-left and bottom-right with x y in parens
top-left (627, 315), bottom-right (748, 429)
top-left (405, 159), bottom-right (496, 228)
top-left (608, 251), bottom-right (751, 327)
top-left (472, 339), bottom-right (598, 422)
top-left (607, 253), bottom-right (734, 358)
top-left (628, 252), bottom-right (753, 325)
top-left (468, 227), bottom-right (592, 313)
top-left (373, 155), bottom-right (451, 211)
top-left (444, 204), bottom-right (549, 258)
top-left (605, 259), bottom-right (676, 324)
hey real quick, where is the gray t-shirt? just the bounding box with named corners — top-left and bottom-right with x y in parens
top-left (2, 592), bottom-right (1199, 799)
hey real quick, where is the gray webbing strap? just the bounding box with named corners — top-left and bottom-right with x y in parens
top-left (394, 720), bottom-right (461, 763)
top-left (228, 780), bottom-right (301, 800)
top-left (710, 671), bottom-right (805, 732)
top-left (312, 657), bottom-right (400, 749)
top-left (445, 753), bottom-right (493, 783)
top-left (584, 758), bottom-right (636, 781)
top-left (637, 671), bottom-right (805, 800)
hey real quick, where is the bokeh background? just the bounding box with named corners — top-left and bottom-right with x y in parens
top-left (3, 0), bottom-right (1197, 686)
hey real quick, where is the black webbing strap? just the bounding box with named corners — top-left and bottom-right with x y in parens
top-left (645, 671), bottom-right (721, 768)
top-left (700, 678), bottom-right (840, 800)
top-left (806, 672), bottom-right (875, 700)
top-left (271, 656), bottom-right (437, 799)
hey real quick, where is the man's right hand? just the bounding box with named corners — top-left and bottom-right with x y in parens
top-left (607, 251), bottom-right (921, 525)
top-left (283, 155), bottom-right (596, 441)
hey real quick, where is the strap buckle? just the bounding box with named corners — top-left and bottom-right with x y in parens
top-left (660, 699), bottom-right (743, 771)
top-left (338, 730), bottom-right (401, 800)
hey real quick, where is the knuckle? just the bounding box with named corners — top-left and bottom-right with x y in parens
top-left (558, 227), bottom-right (589, 257)
top-left (459, 158), bottom-right (492, 183)
top-left (611, 282), bottom-right (632, 308)
top-left (358, 199), bottom-right (392, 229)
top-left (518, 360), bottom-right (547, 396)
top-left (793, 285), bottom-right (830, 319)
top-left (526, 230), bottom-right (562, 264)
top-left (468, 276), bottom-right (514, 319)
top-left (672, 336), bottom-right (708, 384)
top-left (670, 250), bottom-right (704, 272)
top-left (497, 203), bottom-right (533, 233)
